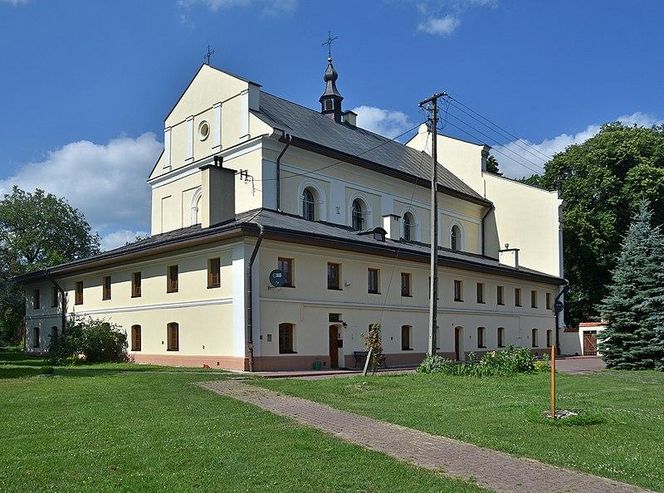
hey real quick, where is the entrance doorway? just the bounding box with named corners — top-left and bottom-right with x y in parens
top-left (454, 326), bottom-right (464, 361)
top-left (329, 325), bottom-right (340, 368)
top-left (583, 331), bottom-right (597, 356)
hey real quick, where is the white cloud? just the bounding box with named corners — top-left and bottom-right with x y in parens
top-left (493, 112), bottom-right (664, 179)
top-left (100, 229), bottom-right (150, 251)
top-left (0, 133), bottom-right (162, 251)
top-left (415, 0), bottom-right (497, 36)
top-left (417, 14), bottom-right (461, 36)
top-left (352, 106), bottom-right (415, 139)
top-left (178, 0), bottom-right (296, 14)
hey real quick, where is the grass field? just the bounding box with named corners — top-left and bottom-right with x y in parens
top-left (0, 349), bottom-right (483, 492)
top-left (256, 370), bottom-right (664, 491)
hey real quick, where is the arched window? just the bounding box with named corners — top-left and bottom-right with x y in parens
top-left (352, 199), bottom-right (366, 231)
top-left (191, 188), bottom-right (202, 226)
top-left (32, 327), bottom-right (40, 349)
top-left (451, 224), bottom-right (462, 251)
top-left (167, 322), bottom-right (179, 351)
top-left (497, 327), bottom-right (505, 348)
top-left (403, 212), bottom-right (415, 241)
top-left (131, 325), bottom-right (142, 351)
top-left (302, 188), bottom-right (316, 221)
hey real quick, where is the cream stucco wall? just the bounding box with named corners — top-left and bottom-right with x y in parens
top-left (24, 243), bottom-right (246, 362)
top-left (257, 239), bottom-right (557, 364)
top-left (407, 127), bottom-right (563, 277)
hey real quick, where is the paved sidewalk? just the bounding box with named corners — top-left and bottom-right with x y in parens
top-left (201, 380), bottom-right (648, 493)
top-left (555, 356), bottom-right (606, 374)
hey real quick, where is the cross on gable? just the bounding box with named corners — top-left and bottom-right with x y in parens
top-left (204, 45), bottom-right (215, 65)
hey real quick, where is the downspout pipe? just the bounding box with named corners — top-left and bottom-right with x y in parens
top-left (275, 131), bottom-right (292, 212)
top-left (480, 205), bottom-right (494, 257)
top-left (246, 225), bottom-right (265, 372)
top-left (554, 282), bottom-right (570, 355)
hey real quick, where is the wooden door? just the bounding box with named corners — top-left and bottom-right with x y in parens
top-left (583, 331), bottom-right (597, 356)
top-left (329, 325), bottom-right (339, 368)
top-left (454, 327), bottom-right (463, 361)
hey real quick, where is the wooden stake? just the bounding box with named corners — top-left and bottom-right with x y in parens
top-left (550, 344), bottom-right (556, 419)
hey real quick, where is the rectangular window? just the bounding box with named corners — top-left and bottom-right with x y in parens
top-left (131, 325), bottom-right (142, 351)
top-left (531, 290), bottom-right (538, 308)
top-left (132, 272), bottom-right (142, 298)
top-left (497, 327), bottom-right (505, 348)
top-left (454, 280), bottom-right (463, 302)
top-left (497, 285), bottom-right (504, 306)
top-left (401, 325), bottom-right (412, 350)
top-left (278, 258), bottom-right (294, 287)
top-left (167, 265), bottom-right (179, 293)
top-left (329, 313), bottom-right (342, 323)
top-left (368, 268), bottom-right (380, 294)
top-left (515, 288), bottom-right (522, 307)
top-left (32, 327), bottom-right (40, 348)
top-left (208, 257), bottom-right (221, 288)
top-left (75, 281), bottom-right (83, 305)
top-left (279, 323), bottom-right (294, 353)
top-left (401, 273), bottom-right (412, 297)
top-left (546, 292), bottom-right (552, 310)
top-left (32, 289), bottom-right (40, 310)
top-left (327, 262), bottom-right (341, 290)
top-left (102, 276), bottom-right (112, 301)
top-left (477, 327), bottom-right (486, 348)
top-left (51, 286), bottom-right (59, 308)
top-left (476, 283), bottom-right (485, 304)
top-left (167, 322), bottom-right (179, 351)
top-left (532, 328), bottom-right (538, 347)
top-left (546, 329), bottom-right (552, 348)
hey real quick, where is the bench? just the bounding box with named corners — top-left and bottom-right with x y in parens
top-left (353, 350), bottom-right (387, 370)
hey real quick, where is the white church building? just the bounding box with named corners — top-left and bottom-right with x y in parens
top-left (20, 58), bottom-right (566, 371)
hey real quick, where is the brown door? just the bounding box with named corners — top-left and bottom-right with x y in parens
top-left (329, 325), bottom-right (339, 368)
top-left (454, 327), bottom-right (462, 361)
top-left (583, 331), bottom-right (597, 356)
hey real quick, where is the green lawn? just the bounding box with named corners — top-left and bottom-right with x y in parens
top-left (255, 370), bottom-right (664, 491)
top-left (0, 349), bottom-right (483, 493)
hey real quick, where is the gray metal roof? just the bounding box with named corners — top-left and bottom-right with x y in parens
top-left (18, 209), bottom-right (563, 286)
top-left (253, 92), bottom-right (487, 203)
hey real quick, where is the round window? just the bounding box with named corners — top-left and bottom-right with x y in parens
top-left (198, 121), bottom-right (210, 141)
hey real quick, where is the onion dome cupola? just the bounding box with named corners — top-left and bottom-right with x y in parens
top-left (319, 57), bottom-right (344, 123)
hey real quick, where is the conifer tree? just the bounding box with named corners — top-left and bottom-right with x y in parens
top-left (598, 201), bottom-right (664, 369)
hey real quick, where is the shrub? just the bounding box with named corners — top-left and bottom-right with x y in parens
top-left (48, 316), bottom-right (127, 365)
top-left (417, 346), bottom-right (537, 377)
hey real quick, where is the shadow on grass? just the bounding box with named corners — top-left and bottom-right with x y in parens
top-left (0, 348), bottom-right (228, 380)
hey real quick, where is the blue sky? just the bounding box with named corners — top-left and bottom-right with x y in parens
top-left (1, 0), bottom-right (663, 248)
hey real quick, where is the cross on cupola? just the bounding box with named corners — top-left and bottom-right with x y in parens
top-left (319, 31), bottom-right (344, 123)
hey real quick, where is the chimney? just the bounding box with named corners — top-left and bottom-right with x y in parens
top-left (499, 246), bottom-right (520, 268)
top-left (200, 163), bottom-right (235, 228)
top-left (342, 110), bottom-right (357, 126)
top-left (382, 214), bottom-right (401, 239)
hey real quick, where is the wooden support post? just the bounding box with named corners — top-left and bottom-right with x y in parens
top-left (550, 344), bottom-right (556, 419)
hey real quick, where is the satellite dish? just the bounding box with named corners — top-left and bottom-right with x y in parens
top-left (269, 269), bottom-right (285, 288)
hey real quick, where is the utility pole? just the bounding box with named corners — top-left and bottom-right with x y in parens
top-left (419, 92), bottom-right (447, 356)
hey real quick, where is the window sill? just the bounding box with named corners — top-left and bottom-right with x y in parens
top-left (279, 351), bottom-right (298, 355)
top-left (131, 295), bottom-right (142, 299)
top-left (454, 299), bottom-right (463, 303)
top-left (327, 287), bottom-right (343, 291)
top-left (401, 294), bottom-right (412, 298)
top-left (478, 346), bottom-right (487, 349)
top-left (368, 292), bottom-right (381, 295)
top-left (477, 301), bottom-right (485, 305)
top-left (166, 290), bottom-right (179, 294)
top-left (167, 349), bottom-right (179, 352)
top-left (207, 285), bottom-right (221, 289)
top-left (401, 348), bottom-right (413, 351)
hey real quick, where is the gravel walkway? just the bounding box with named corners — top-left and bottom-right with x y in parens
top-left (201, 380), bottom-right (649, 493)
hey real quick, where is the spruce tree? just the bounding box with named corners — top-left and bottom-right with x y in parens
top-left (598, 201), bottom-right (664, 370)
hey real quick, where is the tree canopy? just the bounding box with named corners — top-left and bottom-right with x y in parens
top-left (597, 201), bottom-right (664, 370)
top-left (533, 122), bottom-right (664, 325)
top-left (0, 186), bottom-right (100, 342)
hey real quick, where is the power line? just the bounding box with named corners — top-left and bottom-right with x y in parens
top-left (446, 96), bottom-right (554, 163)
